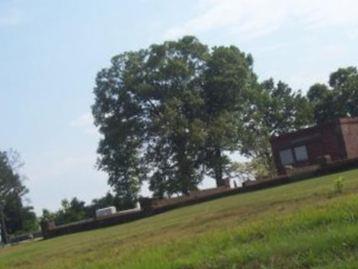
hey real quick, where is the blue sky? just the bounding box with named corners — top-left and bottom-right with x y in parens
top-left (0, 0), bottom-right (357, 214)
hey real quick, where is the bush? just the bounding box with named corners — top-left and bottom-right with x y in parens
top-left (334, 176), bottom-right (344, 194)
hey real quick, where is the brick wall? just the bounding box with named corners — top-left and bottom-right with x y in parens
top-left (41, 157), bottom-right (358, 239)
top-left (141, 186), bottom-right (230, 211)
top-left (320, 121), bottom-right (347, 160)
top-left (340, 118), bottom-right (358, 159)
top-left (42, 210), bottom-right (147, 239)
top-left (41, 187), bottom-right (233, 239)
top-left (271, 120), bottom-right (347, 174)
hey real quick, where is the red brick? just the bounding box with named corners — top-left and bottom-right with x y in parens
top-left (270, 117), bottom-right (358, 174)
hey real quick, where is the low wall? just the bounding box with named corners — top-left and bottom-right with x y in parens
top-left (42, 188), bottom-right (232, 239)
top-left (42, 157), bottom-right (358, 239)
top-left (248, 157), bottom-right (358, 190)
top-left (319, 157), bottom-right (358, 175)
top-left (9, 231), bottom-right (43, 244)
top-left (42, 210), bottom-right (147, 239)
top-left (140, 186), bottom-right (230, 212)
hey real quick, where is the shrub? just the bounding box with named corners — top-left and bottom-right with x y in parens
top-left (334, 176), bottom-right (344, 194)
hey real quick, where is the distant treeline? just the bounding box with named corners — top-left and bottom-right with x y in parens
top-left (41, 193), bottom-right (130, 226)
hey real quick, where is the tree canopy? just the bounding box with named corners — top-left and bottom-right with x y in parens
top-left (202, 46), bottom-right (256, 186)
top-left (307, 66), bottom-right (358, 123)
top-left (93, 36), bottom-right (357, 204)
top-left (239, 79), bottom-right (314, 174)
top-left (92, 36), bottom-right (260, 200)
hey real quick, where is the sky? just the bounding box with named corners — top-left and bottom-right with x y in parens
top-left (0, 0), bottom-right (358, 214)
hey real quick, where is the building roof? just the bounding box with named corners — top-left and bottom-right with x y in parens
top-left (270, 117), bottom-right (358, 142)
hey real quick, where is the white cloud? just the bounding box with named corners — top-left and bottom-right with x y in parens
top-left (28, 154), bottom-right (95, 181)
top-left (0, 7), bottom-right (22, 27)
top-left (165, 0), bottom-right (358, 39)
top-left (286, 71), bottom-right (328, 92)
top-left (25, 151), bottom-right (108, 214)
top-left (319, 45), bottom-right (348, 60)
top-left (346, 28), bottom-right (358, 40)
top-left (70, 112), bottom-right (98, 136)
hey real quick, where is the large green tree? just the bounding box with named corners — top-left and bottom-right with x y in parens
top-left (142, 37), bottom-right (209, 196)
top-left (93, 36), bottom-right (258, 199)
top-left (202, 46), bottom-right (256, 186)
top-left (92, 51), bottom-right (147, 206)
top-left (93, 36), bottom-right (313, 198)
top-left (308, 66), bottom-right (358, 123)
top-left (93, 37), bottom-right (210, 200)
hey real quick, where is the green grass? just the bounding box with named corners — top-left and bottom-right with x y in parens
top-left (1, 169), bottom-right (358, 269)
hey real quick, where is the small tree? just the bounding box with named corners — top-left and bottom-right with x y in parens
top-left (4, 193), bottom-right (37, 234)
top-left (42, 198), bottom-right (88, 226)
top-left (333, 176), bottom-right (344, 194)
top-left (0, 150), bottom-right (28, 244)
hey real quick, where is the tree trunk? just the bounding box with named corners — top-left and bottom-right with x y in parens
top-left (0, 208), bottom-right (8, 245)
top-left (214, 148), bottom-right (225, 187)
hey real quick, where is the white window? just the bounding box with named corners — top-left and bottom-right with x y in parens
top-left (279, 149), bottom-right (294, 166)
top-left (294, 145), bottom-right (308, 162)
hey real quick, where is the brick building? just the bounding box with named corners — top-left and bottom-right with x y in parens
top-left (270, 117), bottom-right (358, 174)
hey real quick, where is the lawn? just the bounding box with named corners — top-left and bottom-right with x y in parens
top-left (1, 169), bottom-right (358, 269)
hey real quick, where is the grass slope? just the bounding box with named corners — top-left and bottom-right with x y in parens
top-left (1, 169), bottom-right (358, 269)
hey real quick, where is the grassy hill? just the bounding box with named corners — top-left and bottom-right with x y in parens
top-left (1, 169), bottom-right (358, 269)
